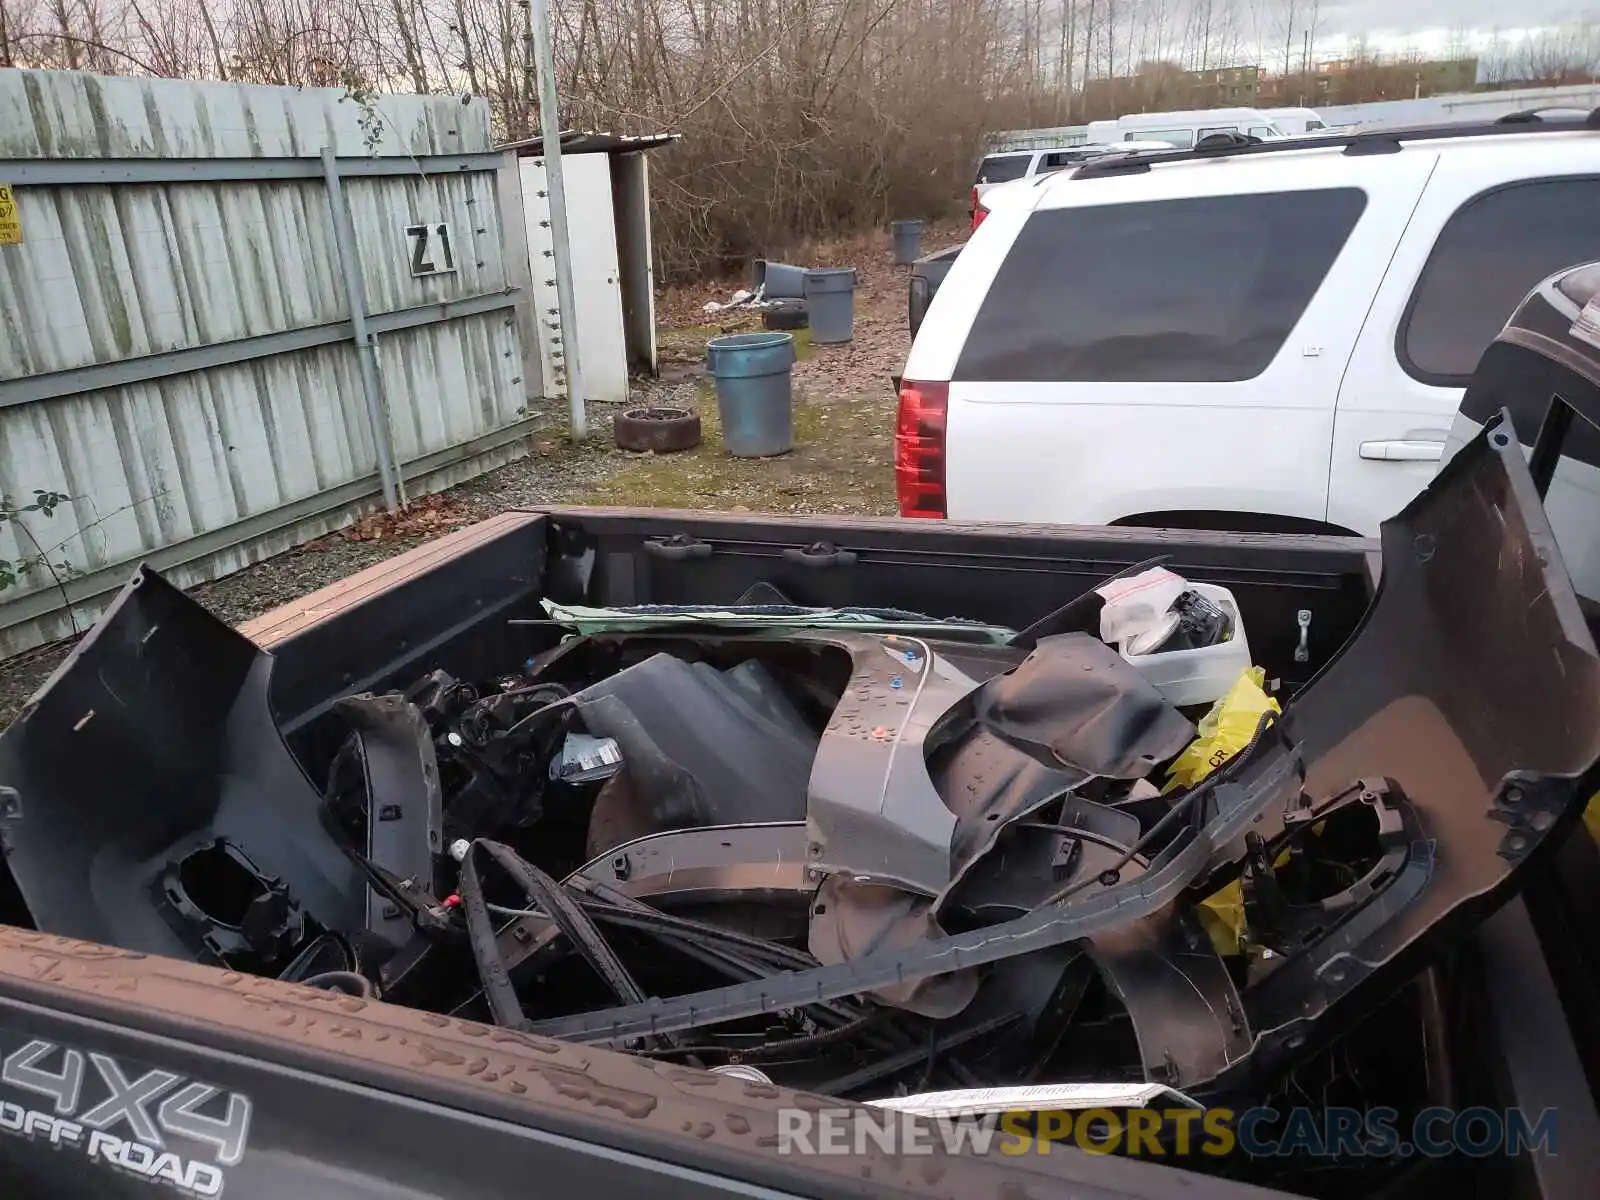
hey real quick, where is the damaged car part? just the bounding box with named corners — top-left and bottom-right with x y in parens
top-left (968, 634), bottom-right (1195, 778)
top-left (525, 598), bottom-right (1019, 644)
top-left (573, 653), bottom-right (818, 855)
top-left (419, 675), bottom-right (574, 846)
top-left (1, 371), bottom-right (1597, 1168)
top-left (465, 867), bottom-right (893, 1067)
top-left (457, 838), bottom-right (648, 1030)
top-left (0, 569), bottom-right (364, 963)
top-left (1237, 778), bottom-right (1425, 960)
top-left (802, 627), bottom-right (1192, 1017)
top-left (328, 691), bottom-right (445, 948)
top-left (489, 822), bottom-right (812, 983)
top-left (579, 820), bottom-right (810, 904)
top-left (514, 414), bottom-right (1600, 1099)
top-left (155, 838), bottom-right (309, 972)
top-left (524, 738), bottom-right (1304, 1046)
top-left (803, 629), bottom-right (1191, 902)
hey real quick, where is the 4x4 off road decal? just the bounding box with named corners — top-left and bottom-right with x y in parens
top-left (0, 1037), bottom-right (251, 1195)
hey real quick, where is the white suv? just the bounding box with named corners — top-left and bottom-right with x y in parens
top-left (899, 114), bottom-right (1600, 537)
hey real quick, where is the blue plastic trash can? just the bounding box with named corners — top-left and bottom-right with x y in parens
top-left (891, 220), bottom-right (925, 264)
top-left (754, 260), bottom-right (807, 299)
top-left (706, 332), bottom-right (796, 457)
top-left (802, 268), bottom-right (858, 344)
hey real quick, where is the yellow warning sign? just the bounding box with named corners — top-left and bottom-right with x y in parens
top-left (0, 184), bottom-right (21, 245)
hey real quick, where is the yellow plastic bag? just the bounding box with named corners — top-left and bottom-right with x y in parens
top-left (1163, 667), bottom-right (1281, 957)
top-left (1164, 666), bottom-right (1280, 793)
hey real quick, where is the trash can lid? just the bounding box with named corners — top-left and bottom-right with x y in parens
top-left (803, 268), bottom-right (858, 294)
top-left (707, 331), bottom-right (794, 353)
top-left (706, 330), bottom-right (796, 377)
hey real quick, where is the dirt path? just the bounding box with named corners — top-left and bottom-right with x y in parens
top-left (0, 221), bottom-right (964, 725)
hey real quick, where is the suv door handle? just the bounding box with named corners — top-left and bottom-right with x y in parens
top-left (1359, 439), bottom-right (1444, 462)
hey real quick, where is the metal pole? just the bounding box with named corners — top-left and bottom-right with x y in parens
top-left (525, 0), bottom-right (588, 441)
top-left (321, 146), bottom-right (403, 510)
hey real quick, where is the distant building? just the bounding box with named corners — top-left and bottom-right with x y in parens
top-left (1187, 65), bottom-right (1265, 106)
top-left (1262, 57), bottom-right (1479, 106)
top-left (1084, 64), bottom-right (1261, 118)
top-left (1081, 56), bottom-right (1484, 119)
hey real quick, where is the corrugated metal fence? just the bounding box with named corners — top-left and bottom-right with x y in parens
top-left (0, 69), bottom-right (544, 657)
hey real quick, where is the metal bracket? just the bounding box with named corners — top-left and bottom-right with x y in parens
top-left (781, 541), bottom-right (858, 569)
top-left (494, 822), bottom-right (810, 975)
top-left (642, 533), bottom-right (713, 561)
top-left (1242, 779), bottom-right (1411, 957)
top-left (333, 693), bottom-right (444, 948)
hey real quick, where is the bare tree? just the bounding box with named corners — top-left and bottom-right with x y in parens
top-left (1480, 27), bottom-right (1508, 85)
top-left (1495, 20), bottom-right (1600, 84)
top-left (1274, 0), bottom-right (1298, 77)
top-left (13, 0), bottom-right (1467, 280)
top-left (1210, 0), bottom-right (1244, 69)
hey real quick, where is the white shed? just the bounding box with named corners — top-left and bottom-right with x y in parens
top-left (504, 131), bottom-right (679, 406)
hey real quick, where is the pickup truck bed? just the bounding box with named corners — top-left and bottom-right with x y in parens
top-left (0, 485), bottom-right (1596, 1199)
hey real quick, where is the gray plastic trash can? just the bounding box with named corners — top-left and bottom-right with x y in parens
top-left (803, 268), bottom-right (858, 344)
top-left (891, 220), bottom-right (925, 265)
top-left (754, 260), bottom-right (806, 299)
top-left (706, 332), bottom-right (796, 457)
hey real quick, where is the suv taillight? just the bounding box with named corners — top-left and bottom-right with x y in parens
top-left (971, 187), bottom-right (988, 232)
top-left (896, 379), bottom-right (948, 518)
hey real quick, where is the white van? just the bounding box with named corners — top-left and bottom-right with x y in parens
top-left (898, 115), bottom-right (1600, 548)
top-left (970, 142), bottom-right (1173, 227)
top-left (1262, 107), bottom-right (1330, 136)
top-left (1085, 108), bottom-right (1285, 149)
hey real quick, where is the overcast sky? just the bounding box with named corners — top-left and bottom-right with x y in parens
top-left (1307, 1), bottom-right (1600, 55)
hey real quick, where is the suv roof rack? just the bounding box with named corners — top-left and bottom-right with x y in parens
top-left (1072, 106), bottom-right (1600, 179)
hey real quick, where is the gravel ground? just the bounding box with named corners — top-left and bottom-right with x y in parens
top-left (0, 219), bottom-right (965, 726)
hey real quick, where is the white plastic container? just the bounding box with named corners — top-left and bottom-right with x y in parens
top-left (1119, 582), bottom-right (1251, 708)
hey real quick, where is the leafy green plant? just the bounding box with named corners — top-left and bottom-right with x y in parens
top-left (0, 489), bottom-right (74, 593)
top-left (338, 69), bottom-right (385, 154)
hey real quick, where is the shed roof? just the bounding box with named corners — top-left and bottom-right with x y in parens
top-left (499, 130), bottom-right (680, 156)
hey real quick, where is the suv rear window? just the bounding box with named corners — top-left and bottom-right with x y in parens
top-left (1400, 178), bottom-right (1600, 385)
top-left (975, 155), bottom-right (1031, 185)
top-left (953, 188), bottom-right (1367, 383)
top-left (1040, 150), bottom-right (1093, 171)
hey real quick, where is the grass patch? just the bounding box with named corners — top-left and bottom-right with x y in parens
top-left (577, 385), bottom-right (895, 515)
top-left (657, 322), bottom-right (726, 366)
